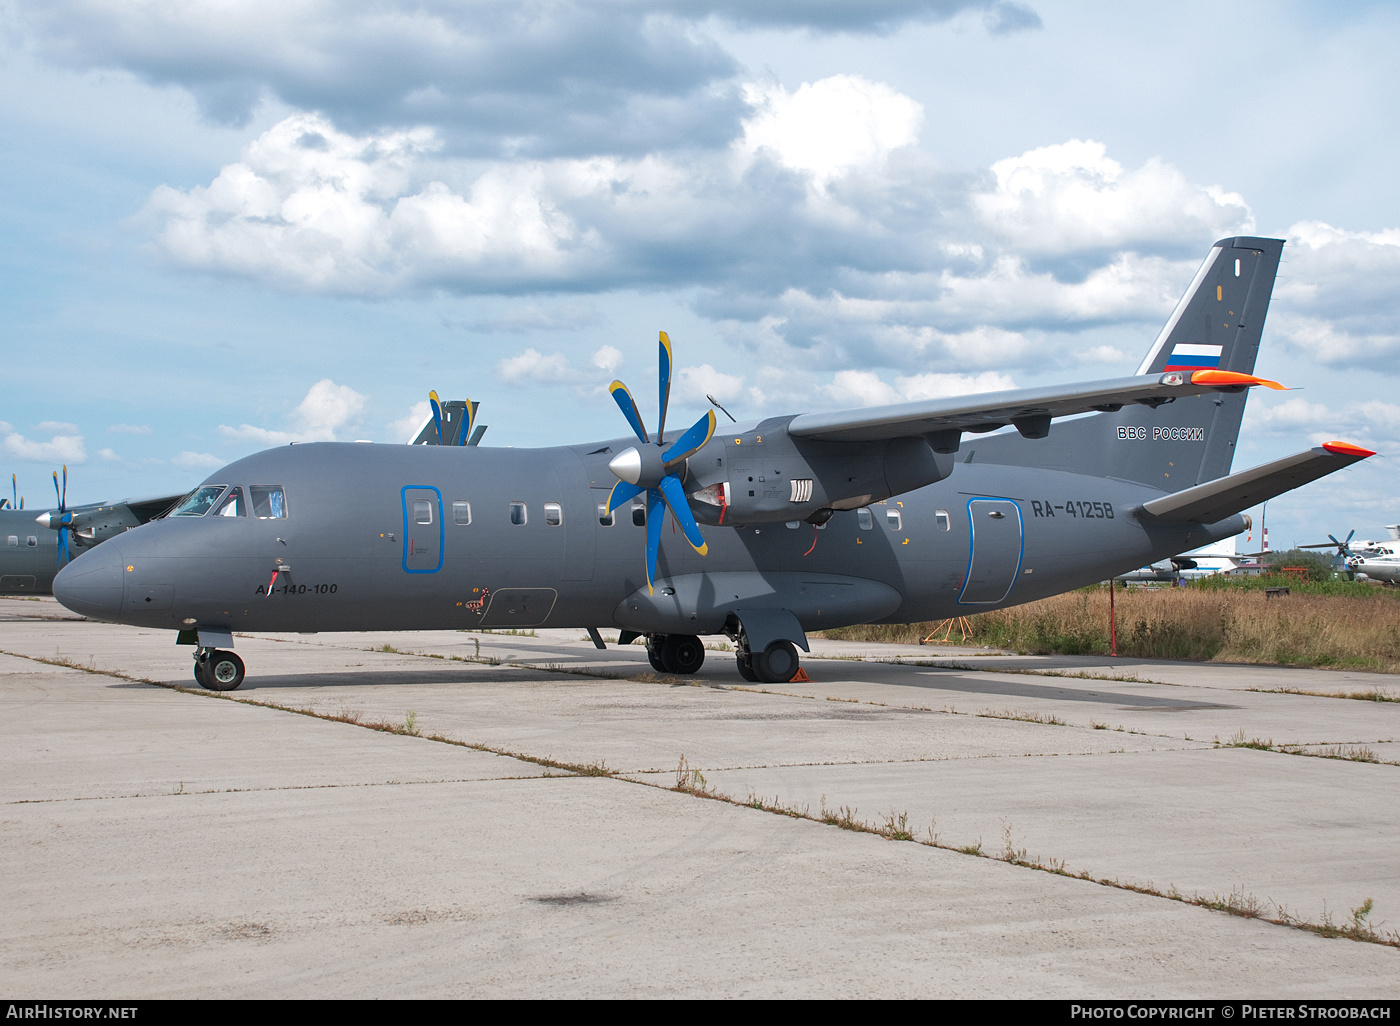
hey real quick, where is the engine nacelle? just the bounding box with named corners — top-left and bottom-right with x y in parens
top-left (683, 416), bottom-right (954, 526)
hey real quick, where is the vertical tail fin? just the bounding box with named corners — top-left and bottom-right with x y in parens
top-left (977, 236), bottom-right (1284, 490)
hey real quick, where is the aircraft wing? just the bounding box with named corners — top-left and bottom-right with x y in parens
top-left (786, 370), bottom-right (1285, 444)
top-left (123, 494), bottom-right (187, 523)
top-left (1134, 442), bottom-right (1374, 524)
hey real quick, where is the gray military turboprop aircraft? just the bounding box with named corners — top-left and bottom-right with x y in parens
top-left (0, 469), bottom-right (182, 595)
top-left (54, 237), bottom-right (1374, 691)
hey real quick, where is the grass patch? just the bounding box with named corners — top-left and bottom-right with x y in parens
top-left (1248, 686), bottom-right (1399, 703)
top-left (1217, 729), bottom-right (1275, 751)
top-left (820, 585), bottom-right (1400, 673)
top-left (976, 708), bottom-right (1066, 726)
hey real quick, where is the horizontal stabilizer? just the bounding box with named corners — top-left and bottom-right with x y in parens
top-left (788, 371), bottom-right (1284, 444)
top-left (1135, 442), bottom-right (1374, 524)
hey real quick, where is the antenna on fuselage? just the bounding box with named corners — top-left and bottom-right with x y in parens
top-left (707, 394), bottom-right (737, 424)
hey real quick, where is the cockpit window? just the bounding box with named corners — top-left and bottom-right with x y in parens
top-left (213, 487), bottom-right (246, 518)
top-left (171, 485), bottom-right (227, 517)
top-left (250, 485), bottom-right (287, 519)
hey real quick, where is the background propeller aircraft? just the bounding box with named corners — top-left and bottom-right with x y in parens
top-left (54, 237), bottom-right (1375, 692)
top-left (410, 393), bottom-right (487, 447)
top-left (0, 469), bottom-right (184, 595)
top-left (1300, 528), bottom-right (1400, 583)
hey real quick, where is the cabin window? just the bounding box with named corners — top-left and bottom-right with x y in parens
top-left (250, 485), bottom-right (287, 519)
top-left (510, 501), bottom-right (528, 526)
top-left (544, 502), bottom-right (563, 526)
top-left (412, 499), bottom-right (433, 524)
top-left (785, 521), bottom-right (800, 529)
top-left (213, 487), bottom-right (246, 518)
top-left (27, 536), bottom-right (37, 547)
top-left (935, 509), bottom-right (951, 532)
top-left (171, 485), bottom-right (226, 517)
top-left (7, 536), bottom-right (16, 547)
top-left (886, 509), bottom-right (903, 531)
top-left (597, 503), bottom-right (614, 526)
top-left (452, 501), bottom-right (472, 526)
top-left (857, 508), bottom-right (873, 530)
top-left (632, 504), bottom-right (646, 527)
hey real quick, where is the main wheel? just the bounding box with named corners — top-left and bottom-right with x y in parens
top-left (752, 640), bottom-right (800, 684)
top-left (735, 653), bottom-right (759, 682)
top-left (200, 650), bottom-right (245, 691)
top-left (194, 657), bottom-right (214, 690)
top-left (660, 634), bottom-right (705, 675)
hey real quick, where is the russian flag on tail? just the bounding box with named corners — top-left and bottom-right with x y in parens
top-left (1164, 343), bottom-right (1223, 370)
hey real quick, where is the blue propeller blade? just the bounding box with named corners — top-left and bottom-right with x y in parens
top-left (662, 409), bottom-right (716, 465)
top-left (53, 467), bottom-right (70, 567)
top-left (658, 474), bottom-right (708, 555)
top-left (657, 331), bottom-right (673, 445)
top-left (609, 381), bottom-right (650, 445)
top-left (645, 488), bottom-right (666, 593)
top-left (606, 479), bottom-right (646, 516)
top-left (429, 390), bottom-right (443, 445)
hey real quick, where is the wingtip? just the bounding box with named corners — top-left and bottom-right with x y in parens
top-left (1322, 441), bottom-right (1376, 458)
top-left (1189, 369), bottom-right (1289, 390)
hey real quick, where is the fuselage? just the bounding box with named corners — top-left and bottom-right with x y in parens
top-left (0, 509), bottom-right (59, 593)
top-left (52, 439), bottom-right (1244, 637)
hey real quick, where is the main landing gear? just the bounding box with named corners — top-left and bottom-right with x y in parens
top-left (194, 648), bottom-right (245, 691)
top-left (735, 639), bottom-right (801, 685)
top-left (644, 633), bottom-right (706, 675)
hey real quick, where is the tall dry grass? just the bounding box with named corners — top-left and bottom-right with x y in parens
top-left (821, 587), bottom-right (1400, 673)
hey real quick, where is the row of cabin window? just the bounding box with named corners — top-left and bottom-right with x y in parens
top-left (7, 535), bottom-right (38, 547)
top-left (428, 502), bottom-right (951, 533)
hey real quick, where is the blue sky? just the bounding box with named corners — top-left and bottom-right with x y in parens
top-left (2, 0), bottom-right (1397, 549)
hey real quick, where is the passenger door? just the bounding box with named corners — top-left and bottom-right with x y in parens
top-left (401, 486), bottom-right (443, 574)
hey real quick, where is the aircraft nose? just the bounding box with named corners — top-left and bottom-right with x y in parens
top-left (53, 544), bottom-right (126, 621)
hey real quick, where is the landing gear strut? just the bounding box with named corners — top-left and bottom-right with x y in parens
top-left (644, 633), bottom-right (706, 675)
top-left (195, 648), bottom-right (245, 691)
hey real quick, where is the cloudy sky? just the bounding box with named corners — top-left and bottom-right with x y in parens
top-left (2, 0), bottom-right (1397, 549)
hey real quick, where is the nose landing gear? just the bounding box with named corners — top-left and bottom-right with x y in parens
top-left (194, 648), bottom-right (245, 691)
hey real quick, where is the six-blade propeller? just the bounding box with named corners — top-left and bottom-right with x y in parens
top-left (605, 332), bottom-right (716, 593)
top-left (51, 466), bottom-right (71, 566)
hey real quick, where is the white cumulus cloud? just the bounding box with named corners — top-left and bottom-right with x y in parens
top-left (219, 378), bottom-right (367, 446)
top-left (739, 75), bottom-right (924, 185)
top-left (1, 422), bottom-right (87, 464)
top-left (823, 369), bottom-right (1015, 407)
top-left (171, 451), bottom-right (226, 470)
top-left (974, 139), bottom-right (1253, 254)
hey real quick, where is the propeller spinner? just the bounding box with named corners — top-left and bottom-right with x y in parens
top-left (606, 332), bottom-right (716, 593)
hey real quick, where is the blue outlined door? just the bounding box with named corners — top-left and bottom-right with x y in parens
top-left (958, 498), bottom-right (1023, 604)
top-left (401, 486), bottom-right (444, 574)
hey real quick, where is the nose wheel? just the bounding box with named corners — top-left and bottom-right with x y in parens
top-left (195, 649), bottom-right (245, 691)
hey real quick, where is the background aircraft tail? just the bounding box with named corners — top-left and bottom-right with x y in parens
top-left (974, 236), bottom-right (1284, 491)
